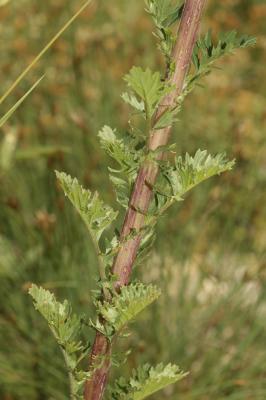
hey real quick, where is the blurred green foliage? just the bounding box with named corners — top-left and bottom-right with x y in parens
top-left (0, 0), bottom-right (265, 399)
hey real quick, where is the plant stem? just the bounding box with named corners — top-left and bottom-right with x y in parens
top-left (91, 237), bottom-right (110, 300)
top-left (84, 332), bottom-right (112, 400)
top-left (84, 1), bottom-right (206, 399)
top-left (61, 348), bottom-right (76, 400)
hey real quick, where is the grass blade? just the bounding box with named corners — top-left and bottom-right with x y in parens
top-left (0, 76), bottom-right (44, 128)
top-left (0, 0), bottom-right (92, 105)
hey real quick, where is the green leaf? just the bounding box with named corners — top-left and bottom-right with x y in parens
top-left (145, 0), bottom-right (182, 28)
top-left (95, 283), bottom-right (161, 336)
top-left (153, 108), bottom-right (179, 130)
top-left (159, 150), bottom-right (235, 204)
top-left (29, 285), bottom-right (89, 399)
top-left (174, 31), bottom-right (256, 105)
top-left (124, 67), bottom-right (172, 120)
top-left (121, 92), bottom-right (145, 113)
top-left (109, 175), bottom-right (130, 209)
top-left (150, 150), bottom-right (234, 217)
top-left (145, 1), bottom-right (183, 62)
top-left (29, 285), bottom-right (83, 355)
top-left (111, 362), bottom-right (188, 400)
top-left (56, 171), bottom-right (118, 242)
top-left (98, 126), bottom-right (139, 171)
top-left (98, 126), bottom-right (144, 208)
top-left (191, 30), bottom-right (256, 78)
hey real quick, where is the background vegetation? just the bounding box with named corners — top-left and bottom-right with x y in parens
top-left (0, 0), bottom-right (265, 399)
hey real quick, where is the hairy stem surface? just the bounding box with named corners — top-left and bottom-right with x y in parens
top-left (84, 1), bottom-right (206, 399)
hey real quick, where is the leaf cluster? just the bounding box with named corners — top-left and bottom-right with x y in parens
top-left (145, 0), bottom-right (183, 64)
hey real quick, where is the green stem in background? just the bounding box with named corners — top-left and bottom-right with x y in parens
top-left (61, 348), bottom-right (76, 400)
top-left (83, 1), bottom-right (207, 399)
top-left (0, 0), bottom-right (92, 106)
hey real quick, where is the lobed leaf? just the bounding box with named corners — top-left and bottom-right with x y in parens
top-left (121, 92), bottom-right (145, 113)
top-left (29, 285), bottom-right (83, 354)
top-left (145, 0), bottom-right (182, 28)
top-left (98, 126), bottom-right (139, 172)
top-left (56, 171), bottom-right (118, 242)
top-left (111, 362), bottom-right (188, 400)
top-left (170, 150), bottom-right (235, 199)
top-left (98, 126), bottom-right (144, 208)
top-left (151, 150), bottom-right (235, 216)
top-left (95, 283), bottom-right (161, 336)
top-left (29, 285), bottom-right (89, 399)
top-left (145, 1), bottom-right (183, 62)
top-left (124, 67), bottom-right (173, 120)
top-left (191, 30), bottom-right (256, 79)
